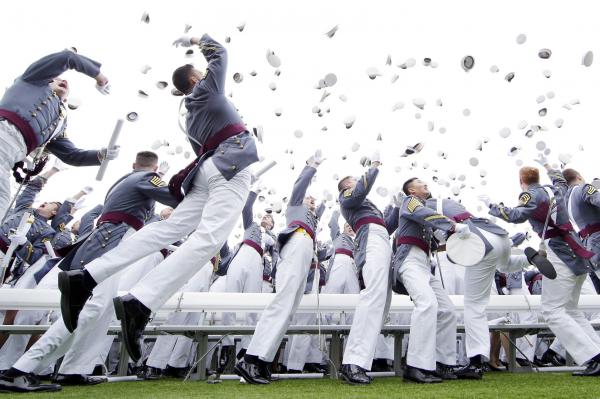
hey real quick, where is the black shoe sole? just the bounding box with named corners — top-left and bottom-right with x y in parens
top-left (339, 373), bottom-right (370, 385)
top-left (58, 272), bottom-right (77, 333)
top-left (233, 365), bottom-right (269, 385)
top-left (113, 297), bottom-right (142, 363)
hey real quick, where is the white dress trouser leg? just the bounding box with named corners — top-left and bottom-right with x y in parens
top-left (322, 254), bottom-right (359, 325)
top-left (541, 247), bottom-right (600, 365)
top-left (342, 224), bottom-right (392, 370)
top-left (246, 232), bottom-right (313, 362)
top-left (85, 159), bottom-right (250, 311)
top-left (286, 312), bottom-right (317, 370)
top-left (0, 120), bottom-right (26, 221)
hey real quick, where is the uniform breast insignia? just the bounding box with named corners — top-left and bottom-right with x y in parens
top-left (407, 197), bottom-right (422, 213)
top-left (519, 192), bottom-right (531, 205)
top-left (343, 188), bottom-right (353, 197)
top-left (587, 185), bottom-right (597, 196)
top-left (150, 176), bottom-right (166, 187)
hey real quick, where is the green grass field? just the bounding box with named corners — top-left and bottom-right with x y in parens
top-left (9, 372), bottom-right (600, 399)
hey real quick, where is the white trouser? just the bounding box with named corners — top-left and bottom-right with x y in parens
top-left (342, 224), bottom-right (392, 370)
top-left (400, 246), bottom-right (457, 370)
top-left (58, 253), bottom-right (162, 374)
top-left (374, 334), bottom-right (394, 360)
top-left (146, 262), bottom-right (213, 370)
top-left (509, 279), bottom-right (539, 362)
top-left (322, 254), bottom-right (359, 325)
top-left (541, 246), bottom-right (600, 365)
top-left (246, 232), bottom-right (313, 362)
top-left (463, 230), bottom-right (513, 359)
top-left (0, 264), bottom-right (60, 370)
top-left (85, 158), bottom-right (250, 311)
top-left (222, 244), bottom-right (263, 349)
top-left (0, 120), bottom-right (27, 221)
top-left (12, 256), bottom-right (50, 289)
top-left (286, 312), bottom-right (319, 370)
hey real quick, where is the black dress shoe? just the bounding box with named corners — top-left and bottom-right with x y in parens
top-left (304, 363), bottom-right (328, 374)
top-left (113, 294), bottom-right (151, 363)
top-left (524, 247), bottom-right (557, 279)
top-left (371, 358), bottom-right (393, 372)
top-left (142, 366), bottom-right (163, 380)
top-left (234, 360), bottom-right (269, 385)
top-left (217, 345), bottom-right (236, 374)
top-left (287, 369), bottom-right (303, 374)
top-left (403, 366), bottom-right (442, 383)
top-left (454, 363), bottom-right (483, 380)
top-left (541, 349), bottom-right (566, 366)
top-left (434, 362), bottom-right (457, 380)
top-left (164, 365), bottom-right (189, 379)
top-left (339, 364), bottom-right (370, 385)
top-left (572, 360), bottom-right (600, 376)
top-left (0, 373), bottom-right (61, 393)
top-left (58, 270), bottom-right (94, 332)
top-left (52, 374), bottom-right (105, 386)
top-left (258, 361), bottom-right (279, 381)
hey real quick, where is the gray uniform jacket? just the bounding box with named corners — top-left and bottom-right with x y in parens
top-left (63, 171), bottom-right (178, 271)
top-left (0, 177), bottom-right (55, 265)
top-left (0, 50), bottom-right (102, 164)
top-left (179, 34), bottom-right (259, 196)
top-left (277, 166), bottom-right (319, 247)
top-left (426, 198), bottom-right (508, 258)
top-left (564, 180), bottom-right (600, 266)
top-left (339, 167), bottom-right (387, 271)
top-left (489, 172), bottom-right (592, 276)
top-left (325, 210), bottom-right (355, 283)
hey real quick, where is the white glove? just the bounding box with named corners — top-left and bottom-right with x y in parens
top-left (52, 157), bottom-right (69, 171)
top-left (392, 193), bottom-right (404, 207)
top-left (478, 194), bottom-right (492, 208)
top-left (81, 186), bottom-right (94, 195)
top-left (534, 153), bottom-right (548, 167)
top-left (158, 161), bottom-right (170, 176)
top-left (454, 223), bottom-right (471, 239)
top-left (173, 36), bottom-right (193, 47)
top-left (9, 233), bottom-right (27, 247)
top-left (73, 197), bottom-right (87, 211)
top-left (371, 150), bottom-right (381, 165)
top-left (308, 150), bottom-right (325, 168)
top-left (100, 146), bottom-right (120, 161)
top-left (251, 178), bottom-right (262, 194)
top-left (433, 229), bottom-right (447, 244)
top-left (95, 82), bottom-right (111, 95)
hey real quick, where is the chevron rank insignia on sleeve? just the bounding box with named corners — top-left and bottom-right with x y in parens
top-left (150, 176), bottom-right (166, 187)
top-left (407, 197), bottom-right (422, 213)
top-left (587, 185), bottom-right (597, 196)
top-left (519, 192), bottom-right (531, 205)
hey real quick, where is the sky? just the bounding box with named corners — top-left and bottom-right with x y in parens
top-left (1, 0), bottom-right (599, 242)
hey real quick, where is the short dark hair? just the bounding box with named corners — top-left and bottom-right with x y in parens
top-left (519, 167), bottom-right (539, 185)
top-left (562, 168), bottom-right (582, 185)
top-left (135, 151), bottom-right (159, 168)
top-left (402, 177), bottom-right (418, 195)
top-left (172, 64), bottom-right (195, 94)
top-left (337, 176), bottom-right (353, 192)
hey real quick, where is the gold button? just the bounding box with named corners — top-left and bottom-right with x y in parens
top-left (42, 101), bottom-right (47, 105)
top-left (221, 150), bottom-right (225, 154)
top-left (36, 106), bottom-right (41, 111)
top-left (231, 165), bottom-right (237, 170)
top-left (239, 145), bottom-right (244, 149)
top-left (31, 112), bottom-right (37, 117)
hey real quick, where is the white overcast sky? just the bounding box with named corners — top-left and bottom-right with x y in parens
top-left (1, 0), bottom-right (599, 241)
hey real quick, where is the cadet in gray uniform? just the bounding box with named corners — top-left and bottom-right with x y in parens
top-left (235, 152), bottom-right (325, 384)
top-left (336, 151), bottom-right (393, 385)
top-left (0, 49), bottom-right (116, 221)
top-left (424, 196), bottom-right (529, 379)
top-left (322, 209), bottom-right (359, 296)
top-left (58, 33), bottom-right (259, 365)
top-left (0, 151), bottom-right (178, 392)
top-left (388, 178), bottom-right (467, 383)
top-left (481, 163), bottom-right (600, 377)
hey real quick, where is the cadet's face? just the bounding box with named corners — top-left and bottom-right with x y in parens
top-left (261, 215), bottom-right (274, 230)
top-left (344, 177), bottom-right (357, 190)
top-left (409, 179), bottom-right (430, 199)
top-left (160, 207), bottom-right (173, 220)
top-left (343, 223), bottom-right (355, 236)
top-left (37, 202), bottom-right (59, 218)
top-left (50, 79), bottom-right (69, 101)
top-left (190, 69), bottom-right (205, 85)
top-left (303, 196), bottom-right (316, 212)
top-left (71, 220), bottom-right (81, 234)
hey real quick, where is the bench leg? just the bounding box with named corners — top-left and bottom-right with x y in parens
top-left (329, 333), bottom-right (341, 379)
top-left (190, 332), bottom-right (209, 381)
top-left (393, 333), bottom-right (403, 377)
top-left (507, 331), bottom-right (517, 372)
top-left (117, 333), bottom-right (129, 376)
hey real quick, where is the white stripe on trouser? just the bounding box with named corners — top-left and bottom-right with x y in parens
top-left (58, 252), bottom-right (162, 374)
top-left (12, 251), bottom-right (157, 374)
top-left (322, 254), bottom-right (360, 325)
top-left (541, 246), bottom-right (600, 365)
top-left (0, 264), bottom-right (60, 370)
top-left (342, 224), bottom-right (392, 370)
top-left (399, 246), bottom-right (457, 370)
top-left (222, 244), bottom-right (263, 349)
top-left (146, 262), bottom-right (213, 370)
top-left (246, 232), bottom-right (313, 362)
top-left (84, 158), bottom-right (250, 311)
top-left (463, 230), bottom-right (513, 359)
top-left (0, 120), bottom-right (27, 221)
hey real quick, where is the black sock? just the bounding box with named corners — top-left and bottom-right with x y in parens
top-left (470, 355), bottom-right (483, 367)
top-left (4, 367), bottom-right (26, 378)
top-left (82, 269), bottom-right (97, 290)
top-left (236, 348), bottom-right (247, 360)
top-left (244, 354), bottom-right (259, 365)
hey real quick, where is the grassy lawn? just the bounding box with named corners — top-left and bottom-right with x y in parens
top-left (10, 372), bottom-right (600, 399)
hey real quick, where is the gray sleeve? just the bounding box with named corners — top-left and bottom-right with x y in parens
top-left (242, 191), bottom-right (258, 229)
top-left (339, 167), bottom-right (378, 209)
top-left (78, 204), bottom-right (103, 236)
top-left (194, 34), bottom-right (227, 94)
top-left (329, 210), bottom-right (341, 240)
top-left (21, 50), bottom-right (101, 85)
top-left (401, 196), bottom-right (455, 232)
top-left (289, 166), bottom-right (317, 206)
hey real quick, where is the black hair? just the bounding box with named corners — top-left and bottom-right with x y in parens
top-left (172, 64), bottom-right (195, 95)
top-left (402, 177), bottom-right (419, 195)
top-left (136, 151), bottom-right (159, 167)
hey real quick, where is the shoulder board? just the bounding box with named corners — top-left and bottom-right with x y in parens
top-left (150, 176), bottom-right (166, 187)
top-left (519, 192), bottom-right (532, 205)
top-left (585, 184), bottom-right (597, 196)
top-left (407, 197), bottom-right (422, 213)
